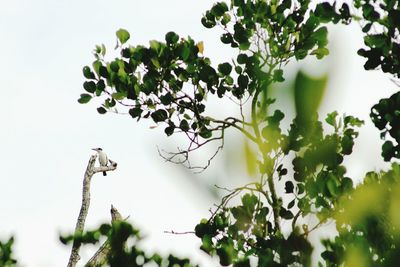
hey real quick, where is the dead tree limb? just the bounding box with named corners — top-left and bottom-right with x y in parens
top-left (67, 154), bottom-right (118, 267)
top-left (85, 205), bottom-right (124, 267)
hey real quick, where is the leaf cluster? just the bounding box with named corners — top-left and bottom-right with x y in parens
top-left (61, 221), bottom-right (196, 267)
top-left (0, 237), bottom-right (17, 267)
top-left (371, 91), bottom-right (400, 161)
top-left (320, 164), bottom-right (400, 266)
top-left (73, 0), bottom-right (400, 266)
top-left (194, 112), bottom-right (363, 266)
top-left (354, 0), bottom-right (400, 76)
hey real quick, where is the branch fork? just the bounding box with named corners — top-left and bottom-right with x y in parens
top-left (67, 152), bottom-right (119, 267)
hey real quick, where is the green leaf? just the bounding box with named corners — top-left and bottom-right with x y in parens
top-left (312, 27), bottom-right (328, 47)
top-left (325, 111), bottom-right (338, 127)
top-left (344, 116), bottom-right (363, 127)
top-left (199, 65), bottom-right (217, 83)
top-left (116, 28), bottom-right (130, 44)
top-left (78, 94), bottom-right (92, 104)
top-left (310, 47), bottom-right (330, 59)
top-left (362, 3), bottom-right (380, 21)
top-left (83, 66), bottom-right (95, 79)
top-left (237, 54), bottom-right (248, 64)
top-left (181, 45), bottom-right (191, 61)
top-left (241, 194), bottom-right (258, 212)
top-left (364, 34), bottom-right (387, 49)
top-left (83, 81), bottom-right (96, 93)
top-left (180, 119), bottom-right (190, 132)
top-left (151, 109), bottom-right (168, 123)
top-left (217, 242), bottom-right (235, 266)
top-left (149, 40), bottom-right (161, 52)
top-left (165, 31), bottom-right (179, 45)
top-left (238, 74), bottom-right (249, 88)
top-left (211, 2), bottom-right (228, 17)
top-left (129, 107), bottom-right (142, 119)
top-left (201, 235), bottom-right (214, 254)
top-left (220, 33), bottom-right (233, 44)
top-left (164, 125), bottom-right (175, 136)
top-left (382, 140), bottom-right (395, 161)
top-left (111, 92), bottom-right (126, 100)
top-left (199, 127), bottom-right (212, 139)
top-left (97, 107), bottom-right (107, 114)
top-left (201, 16), bottom-right (216, 28)
top-left (294, 70), bottom-right (328, 122)
top-left (239, 41), bottom-right (250, 51)
top-left (327, 177), bottom-right (339, 197)
top-left (285, 181), bottom-right (294, 193)
top-left (218, 62), bottom-right (233, 76)
top-left (92, 60), bottom-right (102, 77)
top-left (273, 69), bottom-right (285, 82)
top-left (279, 208), bottom-right (294, 219)
top-left (287, 199), bottom-right (295, 209)
top-left (341, 135), bottom-right (354, 155)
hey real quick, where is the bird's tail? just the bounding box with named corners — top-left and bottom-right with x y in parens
top-left (103, 171), bottom-right (107, 176)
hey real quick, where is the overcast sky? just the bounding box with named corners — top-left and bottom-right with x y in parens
top-left (0, 1), bottom-right (398, 266)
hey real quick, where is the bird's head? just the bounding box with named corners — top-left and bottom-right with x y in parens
top-left (92, 148), bottom-right (103, 152)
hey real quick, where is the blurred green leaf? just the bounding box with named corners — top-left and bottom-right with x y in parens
top-left (294, 70), bottom-right (328, 122)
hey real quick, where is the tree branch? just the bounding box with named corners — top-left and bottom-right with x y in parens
top-left (85, 205), bottom-right (124, 267)
top-left (93, 159), bottom-right (118, 175)
top-left (67, 154), bottom-right (118, 267)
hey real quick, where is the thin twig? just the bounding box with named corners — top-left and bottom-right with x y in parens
top-left (163, 230), bottom-right (195, 235)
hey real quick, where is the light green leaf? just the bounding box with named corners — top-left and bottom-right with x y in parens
top-left (116, 28), bottom-right (130, 44)
top-left (112, 92), bottom-right (127, 100)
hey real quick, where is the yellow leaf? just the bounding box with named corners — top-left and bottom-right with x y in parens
top-left (197, 41), bottom-right (204, 54)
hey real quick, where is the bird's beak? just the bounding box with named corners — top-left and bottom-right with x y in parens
top-left (92, 148), bottom-right (96, 151)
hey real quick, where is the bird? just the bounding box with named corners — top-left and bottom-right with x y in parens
top-left (92, 148), bottom-right (108, 176)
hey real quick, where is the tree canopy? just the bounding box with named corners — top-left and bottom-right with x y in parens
top-left (3, 0), bottom-right (400, 266)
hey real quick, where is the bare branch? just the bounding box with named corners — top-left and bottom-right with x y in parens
top-left (67, 154), bottom-right (118, 267)
top-left (163, 230), bottom-right (195, 235)
top-left (157, 130), bottom-right (225, 173)
top-left (67, 155), bottom-right (96, 267)
top-left (85, 205), bottom-right (125, 267)
top-left (92, 159), bottom-right (118, 176)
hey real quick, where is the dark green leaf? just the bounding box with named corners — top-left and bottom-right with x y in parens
top-left (83, 66), bottom-right (95, 79)
top-left (279, 208), bottom-right (294, 220)
top-left (285, 181), bottom-right (294, 193)
top-left (129, 108), bottom-right (142, 119)
top-left (180, 119), bottom-right (190, 132)
top-left (165, 31), bottom-right (179, 45)
top-left (97, 107), bottom-right (107, 114)
top-left (78, 94), bottom-right (92, 104)
top-left (83, 81), bottom-right (96, 93)
top-left (151, 109), bottom-right (168, 123)
top-left (218, 62), bottom-right (233, 76)
top-left (273, 69), bottom-right (285, 82)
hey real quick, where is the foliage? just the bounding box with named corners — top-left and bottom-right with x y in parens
top-left (0, 237), bottom-right (17, 267)
top-left (354, 0), bottom-right (400, 76)
top-left (4, 0), bottom-right (400, 266)
top-left (74, 0), bottom-right (400, 266)
top-left (323, 163), bottom-right (400, 266)
top-left (371, 91), bottom-right (400, 161)
top-left (194, 112), bottom-right (363, 266)
top-left (61, 221), bottom-right (196, 267)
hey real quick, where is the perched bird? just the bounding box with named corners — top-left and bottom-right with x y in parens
top-left (92, 148), bottom-right (108, 176)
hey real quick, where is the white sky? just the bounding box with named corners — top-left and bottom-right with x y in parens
top-left (0, 1), bottom-right (398, 266)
